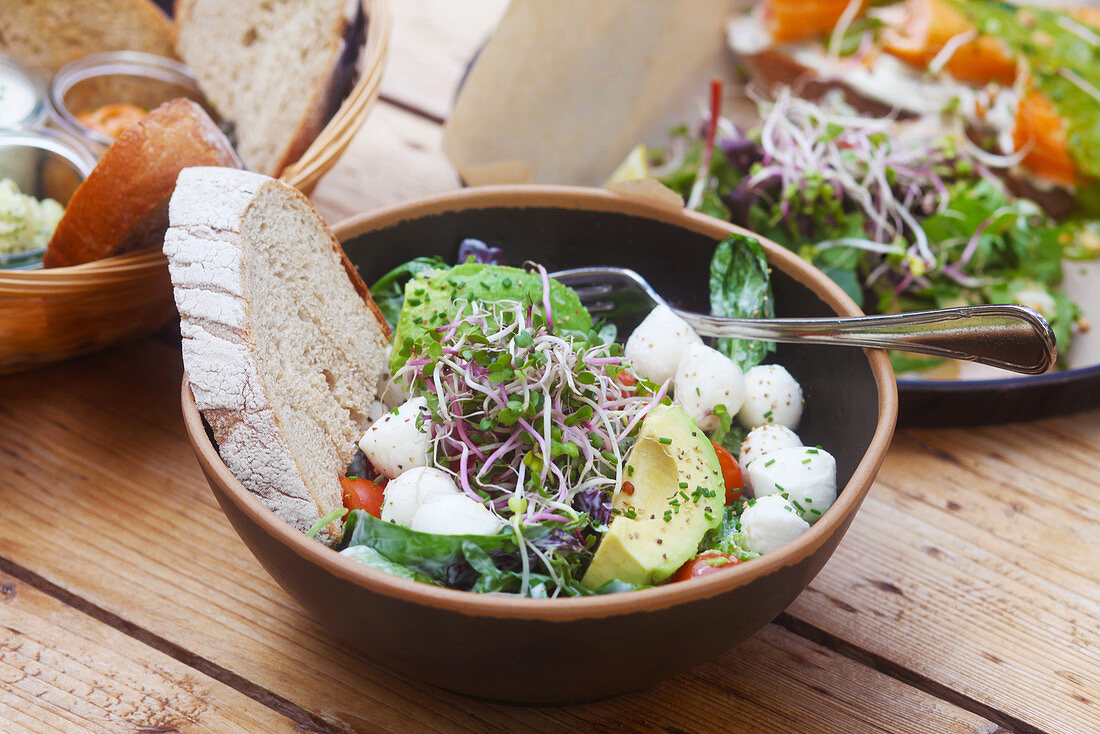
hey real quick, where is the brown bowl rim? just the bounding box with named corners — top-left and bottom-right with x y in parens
top-left (180, 184), bottom-right (898, 621)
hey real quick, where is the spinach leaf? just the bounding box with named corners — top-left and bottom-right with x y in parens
top-left (339, 544), bottom-right (439, 585)
top-left (339, 511), bottom-right (607, 596)
top-left (368, 256), bottom-right (447, 332)
top-left (341, 509), bottom-right (520, 582)
top-left (709, 233), bottom-right (775, 370)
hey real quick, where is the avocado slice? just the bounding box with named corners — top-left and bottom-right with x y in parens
top-left (389, 263), bottom-right (592, 372)
top-left (582, 405), bottom-right (724, 588)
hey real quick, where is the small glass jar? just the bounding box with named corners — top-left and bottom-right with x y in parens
top-left (0, 128), bottom-right (96, 269)
top-left (48, 50), bottom-right (212, 156)
top-left (0, 55), bottom-right (47, 129)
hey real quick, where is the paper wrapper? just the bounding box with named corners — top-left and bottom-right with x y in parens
top-left (442, 0), bottom-right (753, 188)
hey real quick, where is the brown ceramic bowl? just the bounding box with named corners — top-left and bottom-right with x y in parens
top-left (180, 186), bottom-right (897, 703)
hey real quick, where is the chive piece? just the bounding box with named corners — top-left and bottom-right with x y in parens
top-left (764, 459), bottom-right (776, 467)
top-left (658, 437), bottom-right (673, 445)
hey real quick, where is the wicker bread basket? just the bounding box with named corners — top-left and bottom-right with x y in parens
top-left (0, 0), bottom-right (391, 375)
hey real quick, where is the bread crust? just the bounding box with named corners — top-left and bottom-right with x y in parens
top-left (165, 167), bottom-right (389, 543)
top-left (44, 98), bottom-right (240, 268)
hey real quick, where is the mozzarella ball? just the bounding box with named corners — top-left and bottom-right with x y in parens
top-left (624, 305), bottom-right (702, 385)
top-left (674, 343), bottom-right (746, 431)
top-left (737, 364), bottom-right (803, 429)
top-left (376, 345), bottom-right (410, 409)
top-left (745, 446), bottom-right (837, 523)
top-left (409, 494), bottom-right (503, 536)
top-left (739, 424), bottom-right (802, 496)
top-left (740, 494), bottom-right (811, 555)
top-left (358, 396), bottom-right (431, 478)
top-left (380, 466), bottom-right (462, 526)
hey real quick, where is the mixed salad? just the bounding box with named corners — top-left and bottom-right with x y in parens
top-left (318, 236), bottom-right (838, 597)
top-left (627, 0), bottom-right (1100, 374)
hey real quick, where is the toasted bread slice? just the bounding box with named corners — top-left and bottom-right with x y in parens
top-left (44, 98), bottom-right (240, 268)
top-left (165, 167), bottom-right (389, 543)
top-left (0, 0), bottom-right (175, 77)
top-left (173, 0), bottom-right (356, 176)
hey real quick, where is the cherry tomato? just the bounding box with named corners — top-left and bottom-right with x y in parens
top-left (616, 370), bottom-right (637, 398)
top-left (711, 441), bottom-right (743, 503)
top-left (340, 476), bottom-right (386, 518)
top-left (670, 551), bottom-right (741, 583)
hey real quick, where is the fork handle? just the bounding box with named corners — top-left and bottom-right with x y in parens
top-left (676, 305), bottom-right (1057, 375)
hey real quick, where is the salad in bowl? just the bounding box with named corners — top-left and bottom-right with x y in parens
top-left (331, 236), bottom-right (838, 597)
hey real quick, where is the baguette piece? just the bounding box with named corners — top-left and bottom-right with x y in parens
top-left (0, 0), bottom-right (175, 78)
top-left (165, 167), bottom-right (389, 543)
top-left (44, 98), bottom-right (240, 268)
top-left (174, 0), bottom-right (354, 177)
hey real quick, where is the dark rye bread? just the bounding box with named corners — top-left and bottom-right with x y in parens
top-left (164, 167), bottom-right (390, 543)
top-left (0, 0), bottom-right (175, 77)
top-left (173, 0), bottom-right (355, 177)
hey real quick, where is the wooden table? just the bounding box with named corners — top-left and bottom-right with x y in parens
top-left (2, 3), bottom-right (1097, 732)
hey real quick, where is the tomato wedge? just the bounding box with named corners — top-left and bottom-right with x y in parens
top-left (670, 551), bottom-right (741, 583)
top-left (340, 476), bottom-right (386, 518)
top-left (711, 441), bottom-right (743, 503)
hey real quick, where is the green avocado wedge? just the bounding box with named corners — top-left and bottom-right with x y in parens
top-left (582, 405), bottom-right (724, 588)
top-left (389, 263), bottom-right (592, 372)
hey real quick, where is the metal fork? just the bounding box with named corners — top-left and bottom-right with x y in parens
top-left (550, 267), bottom-right (1058, 375)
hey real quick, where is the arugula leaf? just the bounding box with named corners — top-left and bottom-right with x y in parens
top-left (709, 233), bottom-right (775, 370)
top-left (369, 256), bottom-right (447, 331)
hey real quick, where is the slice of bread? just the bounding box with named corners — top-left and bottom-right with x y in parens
top-left (165, 167), bottom-right (390, 543)
top-left (44, 98), bottom-right (241, 268)
top-left (173, 0), bottom-right (355, 177)
top-left (0, 0), bottom-right (175, 77)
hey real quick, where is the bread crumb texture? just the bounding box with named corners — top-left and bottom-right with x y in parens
top-left (174, 0), bottom-right (348, 175)
top-left (166, 167), bottom-right (387, 543)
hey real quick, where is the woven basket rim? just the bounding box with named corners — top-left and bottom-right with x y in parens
top-left (2, 0), bottom-right (391, 286)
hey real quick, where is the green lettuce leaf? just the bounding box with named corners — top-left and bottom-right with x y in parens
top-left (709, 233), bottom-right (775, 370)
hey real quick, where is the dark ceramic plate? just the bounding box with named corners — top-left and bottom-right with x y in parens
top-left (898, 368), bottom-right (1100, 427)
top-left (181, 185), bottom-right (896, 703)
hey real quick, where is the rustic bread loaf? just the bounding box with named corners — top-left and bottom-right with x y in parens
top-left (173, 0), bottom-right (354, 177)
top-left (44, 98), bottom-right (240, 268)
top-left (0, 0), bottom-right (175, 77)
top-left (165, 167), bottom-right (389, 543)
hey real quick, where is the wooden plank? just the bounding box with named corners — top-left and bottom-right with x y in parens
top-left (0, 341), bottom-right (997, 732)
top-left (310, 101), bottom-right (462, 224)
top-left (0, 570), bottom-right (297, 733)
top-left (379, 0), bottom-right (510, 121)
top-left (787, 420), bottom-right (1100, 734)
